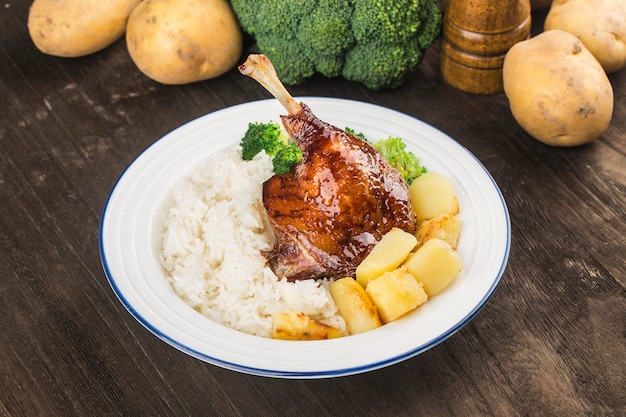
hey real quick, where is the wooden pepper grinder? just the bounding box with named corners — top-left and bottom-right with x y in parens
top-left (440, 0), bottom-right (532, 94)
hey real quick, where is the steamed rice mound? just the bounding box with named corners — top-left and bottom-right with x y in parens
top-left (159, 147), bottom-right (345, 338)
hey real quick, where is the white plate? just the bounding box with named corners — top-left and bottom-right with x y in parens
top-left (99, 97), bottom-right (510, 378)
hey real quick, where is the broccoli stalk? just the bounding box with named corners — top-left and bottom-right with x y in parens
top-left (230, 0), bottom-right (442, 90)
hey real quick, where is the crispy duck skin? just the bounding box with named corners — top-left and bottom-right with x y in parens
top-left (239, 54), bottom-right (416, 281)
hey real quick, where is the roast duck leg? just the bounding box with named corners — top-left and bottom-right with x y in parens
top-left (239, 54), bottom-right (416, 281)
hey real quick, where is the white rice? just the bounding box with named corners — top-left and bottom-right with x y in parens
top-left (158, 147), bottom-right (345, 338)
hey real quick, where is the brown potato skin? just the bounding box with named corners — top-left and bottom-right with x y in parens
top-left (503, 30), bottom-right (613, 147)
top-left (28, 0), bottom-right (141, 57)
top-left (545, 0), bottom-right (626, 73)
top-left (126, 0), bottom-right (243, 84)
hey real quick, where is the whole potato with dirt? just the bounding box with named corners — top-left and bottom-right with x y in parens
top-left (126, 0), bottom-right (243, 84)
top-left (28, 0), bottom-right (141, 57)
top-left (544, 0), bottom-right (626, 73)
top-left (503, 30), bottom-right (614, 147)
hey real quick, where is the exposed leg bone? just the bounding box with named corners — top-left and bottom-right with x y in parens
top-left (238, 54), bottom-right (302, 115)
top-left (238, 54), bottom-right (415, 281)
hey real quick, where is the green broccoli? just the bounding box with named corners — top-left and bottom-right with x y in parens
top-left (242, 122), bottom-right (425, 181)
top-left (230, 0), bottom-right (442, 89)
top-left (273, 143), bottom-right (303, 175)
top-left (372, 136), bottom-right (426, 184)
top-left (344, 127), bottom-right (366, 140)
top-left (345, 126), bottom-right (427, 184)
top-left (239, 121), bottom-right (303, 174)
top-left (240, 121), bottom-right (290, 161)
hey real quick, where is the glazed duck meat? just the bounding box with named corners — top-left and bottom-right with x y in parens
top-left (239, 54), bottom-right (416, 281)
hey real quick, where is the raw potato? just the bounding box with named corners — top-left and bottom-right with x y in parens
top-left (410, 173), bottom-right (459, 223)
top-left (503, 30), bottom-right (614, 147)
top-left (365, 267), bottom-right (428, 324)
top-left (271, 310), bottom-right (344, 340)
top-left (416, 214), bottom-right (461, 250)
top-left (329, 278), bottom-right (381, 335)
top-left (355, 227), bottom-right (417, 288)
top-left (545, 0), bottom-right (626, 73)
top-left (126, 0), bottom-right (243, 84)
top-left (403, 238), bottom-right (463, 297)
top-left (28, 0), bottom-right (141, 57)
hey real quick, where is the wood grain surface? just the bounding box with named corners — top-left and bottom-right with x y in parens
top-left (1, 3), bottom-right (624, 416)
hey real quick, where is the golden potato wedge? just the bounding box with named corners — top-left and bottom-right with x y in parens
top-left (416, 214), bottom-right (461, 249)
top-left (404, 238), bottom-right (463, 296)
top-left (329, 277), bottom-right (382, 335)
top-left (410, 173), bottom-right (459, 223)
top-left (271, 310), bottom-right (344, 340)
top-left (365, 267), bottom-right (428, 324)
top-left (356, 227), bottom-right (417, 288)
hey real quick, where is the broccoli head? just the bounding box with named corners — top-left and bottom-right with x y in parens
top-left (344, 127), bottom-right (366, 140)
top-left (239, 121), bottom-right (303, 174)
top-left (272, 143), bottom-right (303, 175)
top-left (345, 126), bottom-right (427, 184)
top-left (239, 121), bottom-right (290, 161)
top-left (241, 122), bottom-right (424, 181)
top-left (371, 136), bottom-right (426, 184)
top-left (230, 0), bottom-right (442, 89)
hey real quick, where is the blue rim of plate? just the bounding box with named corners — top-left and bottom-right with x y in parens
top-left (99, 97), bottom-right (511, 379)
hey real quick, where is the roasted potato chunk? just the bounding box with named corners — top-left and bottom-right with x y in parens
top-left (404, 238), bottom-right (463, 296)
top-left (416, 214), bottom-right (461, 249)
top-left (410, 173), bottom-right (459, 223)
top-left (272, 310), bottom-right (344, 340)
top-left (365, 267), bottom-right (428, 323)
top-left (329, 277), bottom-right (382, 335)
top-left (356, 227), bottom-right (417, 288)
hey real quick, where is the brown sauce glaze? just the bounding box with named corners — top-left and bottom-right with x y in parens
top-left (262, 104), bottom-right (416, 281)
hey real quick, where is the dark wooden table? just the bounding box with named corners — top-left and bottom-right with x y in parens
top-left (2, 3), bottom-right (624, 416)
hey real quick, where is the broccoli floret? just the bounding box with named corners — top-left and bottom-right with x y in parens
top-left (231, 0), bottom-right (318, 85)
top-left (416, 0), bottom-right (444, 50)
top-left (239, 121), bottom-right (303, 174)
top-left (343, 40), bottom-right (422, 90)
top-left (345, 127), bottom-right (426, 183)
top-left (230, 0), bottom-right (442, 89)
top-left (372, 136), bottom-right (426, 184)
top-left (345, 0), bottom-right (442, 89)
top-left (297, 4), bottom-right (355, 78)
top-left (344, 127), bottom-right (366, 141)
top-left (272, 143), bottom-right (303, 175)
top-left (240, 122), bottom-right (290, 161)
top-left (242, 122), bottom-right (424, 181)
